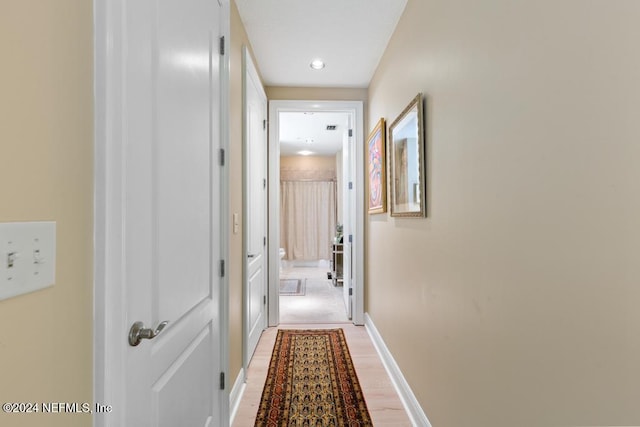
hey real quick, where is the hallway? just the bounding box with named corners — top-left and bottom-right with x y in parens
top-left (231, 324), bottom-right (412, 426)
top-left (4, 1), bottom-right (640, 426)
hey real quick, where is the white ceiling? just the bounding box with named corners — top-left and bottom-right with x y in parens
top-left (279, 112), bottom-right (348, 156)
top-left (235, 0), bottom-right (408, 88)
top-left (236, 0), bottom-right (407, 156)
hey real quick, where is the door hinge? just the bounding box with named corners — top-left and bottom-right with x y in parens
top-left (348, 181), bottom-right (353, 190)
top-left (263, 236), bottom-right (266, 246)
top-left (263, 295), bottom-right (267, 305)
top-left (219, 36), bottom-right (225, 55)
top-left (349, 288), bottom-right (353, 296)
top-left (348, 129), bottom-right (353, 137)
top-left (263, 178), bottom-right (266, 189)
top-left (348, 234), bottom-right (353, 243)
top-left (219, 259), bottom-right (225, 277)
top-left (263, 119), bottom-right (267, 130)
top-left (219, 148), bottom-right (225, 166)
top-left (220, 372), bottom-right (225, 390)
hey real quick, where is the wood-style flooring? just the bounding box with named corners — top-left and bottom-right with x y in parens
top-left (231, 323), bottom-right (413, 426)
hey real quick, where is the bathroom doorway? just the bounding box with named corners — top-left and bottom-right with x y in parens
top-left (278, 112), bottom-right (348, 323)
top-left (267, 101), bottom-right (365, 326)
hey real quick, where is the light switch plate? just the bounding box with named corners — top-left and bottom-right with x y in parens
top-left (0, 222), bottom-right (56, 301)
top-left (233, 213), bottom-right (239, 234)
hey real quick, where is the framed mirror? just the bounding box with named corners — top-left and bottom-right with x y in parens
top-left (388, 93), bottom-right (425, 217)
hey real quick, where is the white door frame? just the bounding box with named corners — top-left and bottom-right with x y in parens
top-left (268, 100), bottom-right (365, 326)
top-left (93, 1), bottom-right (231, 425)
top-left (242, 46), bottom-right (268, 372)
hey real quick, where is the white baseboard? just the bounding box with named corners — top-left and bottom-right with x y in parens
top-left (229, 368), bottom-right (246, 426)
top-left (364, 313), bottom-right (432, 427)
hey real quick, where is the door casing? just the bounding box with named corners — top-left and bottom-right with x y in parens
top-left (267, 100), bottom-right (365, 326)
top-left (242, 46), bottom-right (268, 373)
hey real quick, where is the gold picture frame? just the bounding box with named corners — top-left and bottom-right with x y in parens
top-left (388, 94), bottom-right (426, 217)
top-left (367, 118), bottom-right (387, 214)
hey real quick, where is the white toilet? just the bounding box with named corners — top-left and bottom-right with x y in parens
top-left (279, 248), bottom-right (286, 272)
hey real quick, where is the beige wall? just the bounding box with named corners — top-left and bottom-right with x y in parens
top-left (266, 86), bottom-right (367, 103)
top-left (0, 1), bottom-right (94, 426)
top-left (280, 155), bottom-right (337, 175)
top-left (229, 0), bottom-right (265, 382)
top-left (229, 0), bottom-right (245, 384)
top-left (367, 1), bottom-right (640, 426)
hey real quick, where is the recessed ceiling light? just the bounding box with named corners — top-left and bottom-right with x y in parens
top-left (298, 150), bottom-right (314, 156)
top-left (310, 59), bottom-right (325, 70)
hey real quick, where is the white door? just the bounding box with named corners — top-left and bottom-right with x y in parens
top-left (244, 48), bottom-right (268, 365)
top-left (100, 1), bottom-right (224, 425)
top-left (342, 116), bottom-right (354, 319)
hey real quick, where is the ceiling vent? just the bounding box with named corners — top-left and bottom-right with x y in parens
top-left (326, 125), bottom-right (337, 131)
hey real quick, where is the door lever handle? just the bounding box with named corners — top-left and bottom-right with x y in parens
top-left (247, 254), bottom-right (256, 258)
top-left (128, 320), bottom-right (169, 346)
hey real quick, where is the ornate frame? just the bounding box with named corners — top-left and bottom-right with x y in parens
top-left (367, 118), bottom-right (387, 214)
top-left (388, 93), bottom-right (426, 217)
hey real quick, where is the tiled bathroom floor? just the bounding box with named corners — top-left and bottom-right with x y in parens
top-left (279, 265), bottom-right (349, 323)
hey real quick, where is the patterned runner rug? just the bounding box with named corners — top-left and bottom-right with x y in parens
top-left (255, 329), bottom-right (373, 426)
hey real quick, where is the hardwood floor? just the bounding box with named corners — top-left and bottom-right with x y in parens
top-left (231, 323), bottom-right (413, 426)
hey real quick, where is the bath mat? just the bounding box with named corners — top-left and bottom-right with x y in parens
top-left (279, 279), bottom-right (305, 296)
top-left (254, 329), bottom-right (372, 426)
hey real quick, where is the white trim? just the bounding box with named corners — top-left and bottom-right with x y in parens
top-left (267, 100), bottom-right (365, 326)
top-left (267, 104), bottom-right (281, 326)
top-left (93, 0), bottom-right (127, 425)
top-left (242, 46), bottom-right (268, 371)
top-left (352, 104), bottom-right (365, 326)
top-left (228, 368), bottom-right (246, 426)
top-left (364, 313), bottom-right (432, 427)
top-left (218, 1), bottom-right (231, 426)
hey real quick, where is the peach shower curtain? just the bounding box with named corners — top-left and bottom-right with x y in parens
top-left (280, 180), bottom-right (337, 261)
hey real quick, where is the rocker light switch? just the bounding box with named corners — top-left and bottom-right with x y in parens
top-left (0, 222), bottom-right (56, 301)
